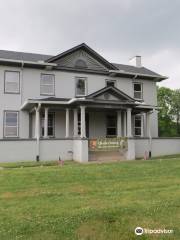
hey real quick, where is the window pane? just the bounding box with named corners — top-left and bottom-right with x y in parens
top-left (106, 115), bottom-right (117, 136)
top-left (134, 83), bottom-right (141, 91)
top-left (48, 127), bottom-right (53, 136)
top-left (107, 115), bottom-right (116, 127)
top-left (134, 91), bottom-right (142, 99)
top-left (40, 85), bottom-right (54, 95)
top-left (76, 79), bottom-right (85, 95)
top-left (107, 128), bottom-right (116, 136)
top-left (106, 81), bottom-right (115, 87)
top-left (5, 127), bottom-right (18, 137)
top-left (134, 115), bottom-right (142, 136)
top-left (5, 71), bottom-right (19, 93)
top-left (135, 128), bottom-right (141, 136)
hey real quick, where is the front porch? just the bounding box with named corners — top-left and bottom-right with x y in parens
top-left (21, 86), bottom-right (154, 162)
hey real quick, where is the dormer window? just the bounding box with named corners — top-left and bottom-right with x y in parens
top-left (74, 59), bottom-right (87, 69)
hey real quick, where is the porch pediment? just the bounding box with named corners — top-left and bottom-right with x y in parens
top-left (46, 43), bottom-right (117, 72)
top-left (86, 86), bottom-right (135, 103)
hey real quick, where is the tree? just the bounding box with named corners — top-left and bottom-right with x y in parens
top-left (171, 89), bottom-right (180, 135)
top-left (157, 87), bottom-right (176, 136)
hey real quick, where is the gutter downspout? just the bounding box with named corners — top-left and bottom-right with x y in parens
top-left (20, 61), bottom-right (24, 104)
top-left (148, 110), bottom-right (153, 158)
top-left (35, 103), bottom-right (41, 161)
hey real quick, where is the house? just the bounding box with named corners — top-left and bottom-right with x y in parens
top-left (0, 43), bottom-right (179, 163)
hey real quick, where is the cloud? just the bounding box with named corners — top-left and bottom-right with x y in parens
top-left (0, 0), bottom-right (179, 88)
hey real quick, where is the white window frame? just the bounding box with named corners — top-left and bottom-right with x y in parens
top-left (133, 82), bottom-right (143, 100)
top-left (134, 114), bottom-right (143, 137)
top-left (4, 111), bottom-right (19, 138)
top-left (75, 77), bottom-right (87, 97)
top-left (4, 71), bottom-right (20, 94)
top-left (40, 73), bottom-right (55, 96)
top-left (106, 79), bottom-right (116, 87)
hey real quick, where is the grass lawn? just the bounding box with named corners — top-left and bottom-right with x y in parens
top-left (0, 158), bottom-right (180, 240)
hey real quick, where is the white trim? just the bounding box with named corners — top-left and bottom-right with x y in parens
top-left (109, 70), bottom-right (168, 80)
top-left (0, 58), bottom-right (57, 67)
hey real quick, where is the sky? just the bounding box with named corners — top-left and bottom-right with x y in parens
top-left (0, 0), bottom-right (179, 89)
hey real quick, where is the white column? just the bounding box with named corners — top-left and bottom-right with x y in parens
top-left (117, 110), bottom-right (122, 137)
top-left (80, 106), bottom-right (86, 138)
top-left (44, 107), bottom-right (48, 138)
top-left (73, 108), bottom-right (78, 137)
top-left (146, 112), bottom-right (151, 138)
top-left (65, 108), bottom-right (70, 138)
top-left (35, 107), bottom-right (40, 139)
top-left (35, 105), bottom-right (41, 161)
top-left (127, 108), bottom-right (132, 137)
top-left (123, 111), bottom-right (127, 137)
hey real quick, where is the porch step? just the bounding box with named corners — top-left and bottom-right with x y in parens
top-left (89, 150), bottom-right (127, 161)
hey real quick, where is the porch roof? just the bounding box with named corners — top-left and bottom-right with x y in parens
top-left (20, 86), bottom-right (158, 112)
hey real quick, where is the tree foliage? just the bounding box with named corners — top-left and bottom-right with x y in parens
top-left (157, 86), bottom-right (180, 136)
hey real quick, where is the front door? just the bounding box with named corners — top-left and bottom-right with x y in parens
top-left (106, 114), bottom-right (117, 137)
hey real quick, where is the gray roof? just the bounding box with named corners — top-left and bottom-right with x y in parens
top-left (0, 49), bottom-right (52, 62)
top-left (112, 63), bottom-right (161, 77)
top-left (29, 97), bottom-right (70, 102)
top-left (0, 49), bottom-right (161, 77)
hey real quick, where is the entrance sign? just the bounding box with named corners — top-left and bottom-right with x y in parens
top-left (89, 137), bottom-right (128, 151)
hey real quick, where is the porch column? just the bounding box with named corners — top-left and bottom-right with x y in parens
top-left (80, 105), bottom-right (86, 138)
top-left (146, 112), bottom-right (151, 138)
top-left (65, 108), bottom-right (70, 138)
top-left (117, 110), bottom-right (122, 136)
top-left (73, 108), bottom-right (78, 137)
top-left (44, 107), bottom-right (48, 138)
top-left (35, 104), bottom-right (41, 161)
top-left (123, 111), bottom-right (127, 137)
top-left (35, 107), bottom-right (40, 139)
top-left (127, 108), bottom-right (132, 137)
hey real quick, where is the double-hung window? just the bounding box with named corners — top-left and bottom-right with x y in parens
top-left (75, 77), bottom-right (87, 96)
top-left (134, 115), bottom-right (142, 137)
top-left (133, 82), bottom-right (143, 100)
top-left (4, 71), bottom-right (20, 94)
top-left (4, 111), bottom-right (19, 137)
top-left (41, 112), bottom-right (55, 137)
top-left (40, 74), bottom-right (55, 95)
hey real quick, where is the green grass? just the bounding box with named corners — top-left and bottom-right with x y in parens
top-left (0, 159), bottom-right (180, 240)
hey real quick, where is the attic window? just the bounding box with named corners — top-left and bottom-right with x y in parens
top-left (74, 59), bottom-right (87, 69)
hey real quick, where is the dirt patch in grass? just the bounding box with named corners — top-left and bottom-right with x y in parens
top-left (76, 220), bottom-right (105, 240)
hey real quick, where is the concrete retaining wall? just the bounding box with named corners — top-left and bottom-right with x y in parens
top-left (134, 138), bottom-right (180, 158)
top-left (40, 139), bottom-right (73, 161)
top-left (0, 140), bottom-right (37, 162)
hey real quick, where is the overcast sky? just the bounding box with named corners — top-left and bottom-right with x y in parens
top-left (0, 0), bottom-right (179, 88)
